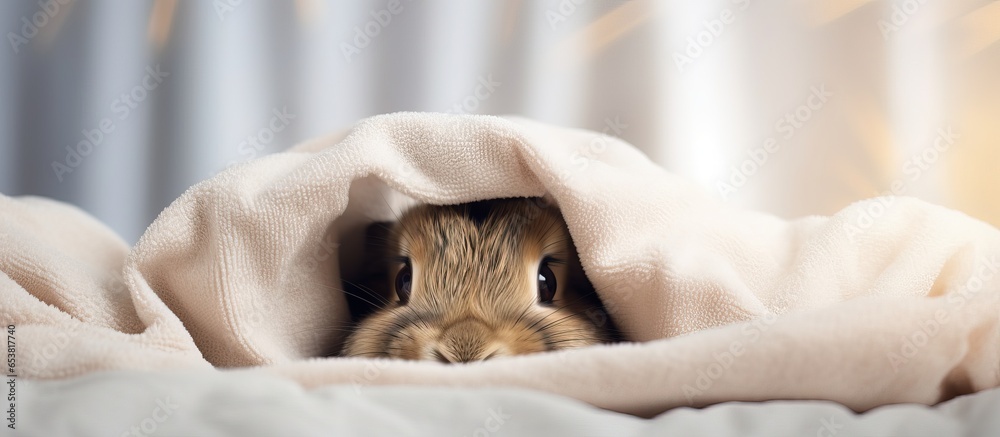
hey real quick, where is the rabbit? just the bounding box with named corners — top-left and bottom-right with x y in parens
top-left (340, 197), bottom-right (618, 363)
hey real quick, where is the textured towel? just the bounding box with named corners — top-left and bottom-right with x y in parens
top-left (2, 112), bottom-right (999, 416)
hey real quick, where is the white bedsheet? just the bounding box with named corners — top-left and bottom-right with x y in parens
top-left (15, 370), bottom-right (1000, 437)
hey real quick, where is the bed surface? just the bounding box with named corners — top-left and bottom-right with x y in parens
top-left (17, 370), bottom-right (1000, 437)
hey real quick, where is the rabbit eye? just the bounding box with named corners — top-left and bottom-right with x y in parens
top-left (395, 262), bottom-right (412, 304)
top-left (537, 259), bottom-right (557, 304)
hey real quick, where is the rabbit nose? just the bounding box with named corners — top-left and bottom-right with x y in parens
top-left (435, 318), bottom-right (503, 363)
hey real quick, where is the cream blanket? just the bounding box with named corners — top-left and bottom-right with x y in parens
top-left (2, 113), bottom-right (998, 417)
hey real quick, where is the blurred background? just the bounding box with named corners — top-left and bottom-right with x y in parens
top-left (0, 0), bottom-right (998, 243)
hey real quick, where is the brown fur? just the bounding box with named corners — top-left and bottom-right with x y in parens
top-left (341, 197), bottom-right (615, 362)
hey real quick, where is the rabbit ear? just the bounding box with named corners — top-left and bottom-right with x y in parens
top-left (342, 221), bottom-right (396, 322)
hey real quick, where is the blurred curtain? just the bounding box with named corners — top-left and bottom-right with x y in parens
top-left (1, 0), bottom-right (998, 243)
